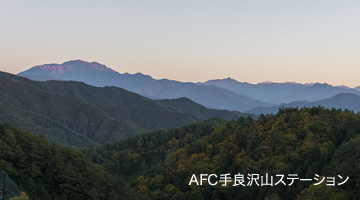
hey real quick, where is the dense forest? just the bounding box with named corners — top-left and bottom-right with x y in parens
top-left (87, 107), bottom-right (360, 199)
top-left (0, 123), bottom-right (137, 200)
top-left (1, 107), bottom-right (360, 199)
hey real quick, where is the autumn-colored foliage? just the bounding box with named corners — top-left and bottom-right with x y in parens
top-left (89, 107), bottom-right (360, 199)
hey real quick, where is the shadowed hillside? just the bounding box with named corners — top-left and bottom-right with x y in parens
top-left (0, 71), bottom-right (245, 147)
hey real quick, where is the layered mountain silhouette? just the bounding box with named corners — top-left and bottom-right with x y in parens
top-left (18, 60), bottom-right (272, 112)
top-left (200, 78), bottom-right (360, 104)
top-left (0, 71), bottom-right (246, 147)
top-left (247, 93), bottom-right (360, 114)
top-left (17, 60), bottom-right (360, 115)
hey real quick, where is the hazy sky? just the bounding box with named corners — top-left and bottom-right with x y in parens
top-left (1, 0), bottom-right (359, 86)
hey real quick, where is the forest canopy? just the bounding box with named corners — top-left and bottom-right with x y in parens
top-left (87, 107), bottom-right (360, 199)
top-left (1, 107), bottom-right (360, 199)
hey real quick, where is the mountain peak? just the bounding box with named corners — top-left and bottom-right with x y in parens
top-left (257, 81), bottom-right (314, 86)
top-left (23, 60), bottom-right (116, 75)
top-left (63, 59), bottom-right (94, 65)
top-left (203, 77), bottom-right (243, 84)
top-left (311, 83), bottom-right (332, 88)
top-left (332, 93), bottom-right (360, 99)
top-left (224, 77), bottom-right (234, 80)
top-left (259, 81), bottom-right (274, 84)
top-left (219, 77), bottom-right (240, 83)
top-left (61, 60), bottom-right (116, 73)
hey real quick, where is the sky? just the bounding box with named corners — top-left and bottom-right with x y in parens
top-left (0, 0), bottom-right (359, 87)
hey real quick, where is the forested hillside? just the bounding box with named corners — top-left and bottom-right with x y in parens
top-left (87, 107), bottom-right (360, 199)
top-left (0, 71), bottom-right (244, 147)
top-left (1, 107), bottom-right (359, 199)
top-left (0, 123), bottom-right (137, 200)
top-left (85, 119), bottom-right (227, 179)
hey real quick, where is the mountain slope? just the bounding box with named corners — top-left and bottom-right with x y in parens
top-left (18, 60), bottom-right (272, 111)
top-left (134, 79), bottom-right (271, 111)
top-left (247, 93), bottom-right (360, 114)
top-left (0, 71), bottom-right (244, 147)
top-left (28, 78), bottom-right (247, 121)
top-left (157, 97), bottom-right (255, 120)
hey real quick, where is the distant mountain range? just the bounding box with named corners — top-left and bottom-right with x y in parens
top-left (247, 93), bottom-right (360, 114)
top-left (0, 71), bottom-right (246, 147)
top-left (200, 78), bottom-right (360, 104)
top-left (18, 60), bottom-right (272, 112)
top-left (17, 60), bottom-right (360, 114)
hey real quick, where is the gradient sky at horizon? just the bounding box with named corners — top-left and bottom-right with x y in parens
top-left (1, 0), bottom-right (359, 87)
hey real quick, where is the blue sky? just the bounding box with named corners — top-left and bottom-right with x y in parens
top-left (1, 0), bottom-right (359, 86)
